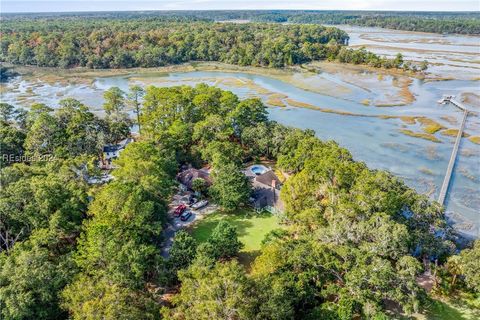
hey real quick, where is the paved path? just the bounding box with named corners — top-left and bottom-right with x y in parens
top-left (160, 224), bottom-right (177, 258)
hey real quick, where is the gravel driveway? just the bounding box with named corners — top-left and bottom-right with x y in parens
top-left (161, 190), bottom-right (218, 258)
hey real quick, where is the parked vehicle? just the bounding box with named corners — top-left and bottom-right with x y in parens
top-left (191, 199), bottom-right (208, 210)
top-left (188, 195), bottom-right (198, 205)
top-left (180, 210), bottom-right (192, 221)
top-left (174, 204), bottom-right (187, 216)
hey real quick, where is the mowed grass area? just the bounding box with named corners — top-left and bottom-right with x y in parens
top-left (189, 209), bottom-right (282, 267)
top-left (414, 296), bottom-right (480, 320)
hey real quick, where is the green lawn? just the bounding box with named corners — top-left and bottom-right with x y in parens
top-left (413, 296), bottom-right (480, 320)
top-left (425, 300), bottom-right (480, 320)
top-left (189, 209), bottom-right (282, 267)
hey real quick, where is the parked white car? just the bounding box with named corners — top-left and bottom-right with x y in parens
top-left (191, 199), bottom-right (208, 210)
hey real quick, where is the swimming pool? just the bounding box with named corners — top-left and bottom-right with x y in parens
top-left (251, 165), bottom-right (268, 175)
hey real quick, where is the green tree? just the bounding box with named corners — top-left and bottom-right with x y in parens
top-left (103, 87), bottom-right (126, 115)
top-left (14, 108), bottom-right (28, 130)
top-left (105, 113), bottom-right (131, 144)
top-left (0, 122), bottom-right (25, 166)
top-left (0, 103), bottom-right (16, 122)
top-left (200, 141), bottom-right (244, 167)
top-left (252, 239), bottom-right (342, 319)
top-left (210, 161), bottom-right (251, 210)
top-left (229, 98), bottom-right (268, 139)
top-left (24, 112), bottom-right (64, 158)
top-left (457, 240), bottom-right (480, 292)
top-left (62, 274), bottom-right (160, 320)
top-left (0, 161), bottom-right (88, 250)
top-left (242, 122), bottom-right (275, 159)
top-left (25, 103), bottom-right (53, 127)
top-left (193, 114), bottom-right (233, 146)
top-left (74, 181), bottom-right (165, 288)
top-left (0, 232), bottom-right (78, 320)
top-left (56, 98), bottom-right (104, 156)
top-left (112, 141), bottom-right (177, 200)
top-left (169, 231), bottom-right (198, 274)
top-left (127, 85), bottom-right (145, 133)
top-left (198, 221), bottom-right (243, 260)
top-left (419, 60), bottom-right (429, 71)
top-left (163, 259), bottom-right (254, 320)
top-left (164, 120), bottom-right (195, 163)
top-left (276, 129), bottom-right (319, 173)
top-left (191, 178), bottom-right (208, 196)
top-left (280, 141), bottom-right (357, 215)
top-left (393, 53), bottom-right (404, 68)
top-left (102, 87), bottom-right (131, 143)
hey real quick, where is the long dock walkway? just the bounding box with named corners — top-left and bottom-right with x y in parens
top-left (437, 96), bottom-right (469, 205)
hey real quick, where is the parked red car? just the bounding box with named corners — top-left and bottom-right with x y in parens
top-left (174, 204), bottom-right (187, 216)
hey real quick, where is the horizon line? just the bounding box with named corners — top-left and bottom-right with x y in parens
top-left (3, 8), bottom-right (480, 14)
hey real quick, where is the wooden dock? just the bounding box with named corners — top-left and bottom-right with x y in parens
top-left (437, 96), bottom-right (469, 205)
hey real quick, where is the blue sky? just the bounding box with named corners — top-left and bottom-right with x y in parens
top-left (1, 0), bottom-right (479, 13)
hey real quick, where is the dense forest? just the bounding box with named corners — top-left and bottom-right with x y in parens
top-left (0, 16), bottom-right (424, 71)
top-left (3, 10), bottom-right (479, 35)
top-left (206, 10), bottom-right (480, 35)
top-left (1, 85), bottom-right (479, 319)
top-left (284, 12), bottom-right (480, 35)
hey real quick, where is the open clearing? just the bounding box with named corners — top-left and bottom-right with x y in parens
top-left (189, 209), bottom-right (282, 266)
top-left (416, 297), bottom-right (480, 320)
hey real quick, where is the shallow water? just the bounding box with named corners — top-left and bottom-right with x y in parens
top-left (336, 25), bottom-right (480, 80)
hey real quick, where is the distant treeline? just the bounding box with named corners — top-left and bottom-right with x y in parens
top-left (0, 17), bottom-right (426, 71)
top-left (286, 13), bottom-right (480, 35)
top-left (0, 20), bottom-right (348, 69)
top-left (0, 13), bottom-right (427, 71)
top-left (209, 10), bottom-right (480, 35)
top-left (3, 10), bottom-right (479, 34)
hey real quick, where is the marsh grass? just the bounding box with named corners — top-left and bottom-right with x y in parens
top-left (361, 99), bottom-right (371, 106)
top-left (418, 117), bottom-right (445, 134)
top-left (400, 116), bottom-right (417, 125)
top-left (468, 136), bottom-right (480, 144)
top-left (266, 93), bottom-right (288, 107)
top-left (9, 61), bottom-right (422, 109)
top-left (285, 98), bottom-right (372, 117)
top-left (266, 97), bottom-right (286, 107)
top-left (440, 129), bottom-right (470, 138)
top-left (399, 129), bottom-right (441, 142)
top-left (419, 167), bottom-right (435, 176)
top-left (440, 116), bottom-right (458, 126)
